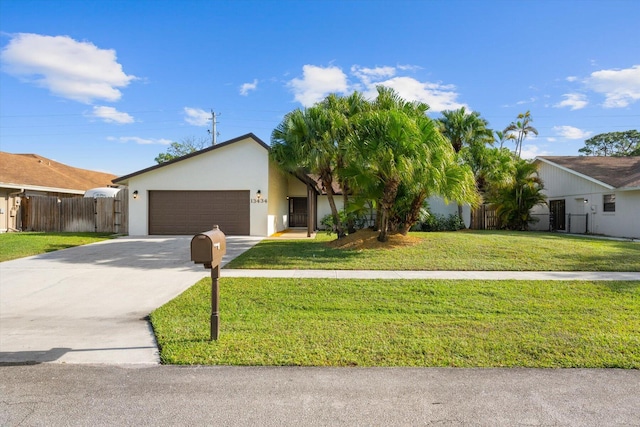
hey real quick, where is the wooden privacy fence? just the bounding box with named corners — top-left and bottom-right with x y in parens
top-left (22, 189), bottom-right (128, 234)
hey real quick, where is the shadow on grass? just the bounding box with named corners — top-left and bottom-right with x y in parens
top-left (601, 281), bottom-right (640, 293)
top-left (550, 241), bottom-right (640, 271)
top-left (226, 240), bottom-right (362, 268)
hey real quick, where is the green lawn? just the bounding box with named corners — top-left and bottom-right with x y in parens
top-left (0, 232), bottom-right (115, 262)
top-left (225, 231), bottom-right (640, 271)
top-left (151, 277), bottom-right (640, 367)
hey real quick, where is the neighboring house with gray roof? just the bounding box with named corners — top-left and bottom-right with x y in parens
top-left (530, 156), bottom-right (640, 239)
top-left (0, 152), bottom-right (117, 232)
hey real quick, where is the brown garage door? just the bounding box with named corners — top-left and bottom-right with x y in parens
top-left (149, 190), bottom-right (250, 235)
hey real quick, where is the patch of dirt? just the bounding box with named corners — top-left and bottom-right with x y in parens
top-left (326, 229), bottom-right (421, 250)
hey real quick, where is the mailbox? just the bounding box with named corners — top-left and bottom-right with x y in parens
top-left (191, 225), bottom-right (226, 268)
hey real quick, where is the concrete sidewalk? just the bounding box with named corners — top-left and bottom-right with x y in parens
top-left (223, 269), bottom-right (640, 280)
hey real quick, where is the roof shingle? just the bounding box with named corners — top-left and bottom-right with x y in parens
top-left (537, 156), bottom-right (640, 189)
top-left (0, 152), bottom-right (117, 192)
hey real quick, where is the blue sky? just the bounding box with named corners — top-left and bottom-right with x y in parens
top-left (1, 0), bottom-right (639, 177)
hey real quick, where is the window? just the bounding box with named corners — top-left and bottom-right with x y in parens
top-left (603, 194), bottom-right (616, 212)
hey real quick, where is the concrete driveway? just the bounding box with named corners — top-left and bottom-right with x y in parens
top-left (0, 235), bottom-right (262, 365)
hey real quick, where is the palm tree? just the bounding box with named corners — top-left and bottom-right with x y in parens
top-left (503, 111), bottom-right (538, 158)
top-left (320, 92), bottom-right (368, 233)
top-left (437, 107), bottom-right (493, 153)
top-left (271, 105), bottom-right (346, 238)
top-left (346, 87), bottom-right (479, 241)
top-left (486, 158), bottom-right (546, 230)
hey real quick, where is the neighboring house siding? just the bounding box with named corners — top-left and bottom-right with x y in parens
top-left (126, 138), bottom-right (270, 236)
top-left (532, 159), bottom-right (640, 239)
top-left (0, 190), bottom-right (9, 232)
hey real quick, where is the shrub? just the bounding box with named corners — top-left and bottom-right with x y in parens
top-left (415, 213), bottom-right (465, 232)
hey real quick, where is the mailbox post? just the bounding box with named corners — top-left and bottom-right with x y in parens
top-left (190, 225), bottom-right (226, 341)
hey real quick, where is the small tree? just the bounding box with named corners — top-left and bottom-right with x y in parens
top-left (578, 130), bottom-right (640, 156)
top-left (155, 136), bottom-right (210, 163)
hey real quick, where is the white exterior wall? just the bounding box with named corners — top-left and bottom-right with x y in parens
top-left (126, 138), bottom-right (270, 236)
top-left (532, 160), bottom-right (640, 239)
top-left (426, 196), bottom-right (471, 228)
top-left (267, 161), bottom-right (289, 235)
top-left (317, 196), bottom-right (344, 229)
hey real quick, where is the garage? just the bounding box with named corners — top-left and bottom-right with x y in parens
top-left (148, 190), bottom-right (250, 235)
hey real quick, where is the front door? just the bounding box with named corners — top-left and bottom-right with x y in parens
top-left (549, 199), bottom-right (566, 231)
top-left (289, 197), bottom-right (308, 227)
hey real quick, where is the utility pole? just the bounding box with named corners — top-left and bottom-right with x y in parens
top-left (208, 110), bottom-right (220, 146)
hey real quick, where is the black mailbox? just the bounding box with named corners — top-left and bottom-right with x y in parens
top-left (191, 225), bottom-right (226, 268)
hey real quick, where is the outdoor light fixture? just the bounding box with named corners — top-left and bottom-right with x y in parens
top-left (584, 199), bottom-right (588, 204)
top-left (133, 190), bottom-right (139, 199)
top-left (256, 190), bottom-right (262, 199)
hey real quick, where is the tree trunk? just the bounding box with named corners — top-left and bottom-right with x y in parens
top-left (400, 192), bottom-right (426, 236)
top-left (377, 177), bottom-right (400, 243)
top-left (324, 178), bottom-right (345, 238)
top-left (457, 203), bottom-right (465, 228)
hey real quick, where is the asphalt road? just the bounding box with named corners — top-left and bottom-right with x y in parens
top-left (1, 364), bottom-right (639, 426)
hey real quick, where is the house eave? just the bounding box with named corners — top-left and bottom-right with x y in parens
top-left (113, 133), bottom-right (269, 184)
top-left (0, 182), bottom-right (85, 195)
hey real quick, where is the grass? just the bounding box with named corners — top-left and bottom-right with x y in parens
top-left (151, 277), bottom-right (640, 367)
top-left (0, 232), bottom-right (115, 262)
top-left (225, 230), bottom-right (640, 271)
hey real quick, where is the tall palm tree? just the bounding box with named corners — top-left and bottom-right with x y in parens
top-left (503, 111), bottom-right (538, 158)
top-left (437, 107), bottom-right (493, 221)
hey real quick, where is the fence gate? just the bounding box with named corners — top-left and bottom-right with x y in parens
top-left (470, 204), bottom-right (498, 230)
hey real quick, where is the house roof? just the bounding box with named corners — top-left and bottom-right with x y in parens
top-left (113, 133), bottom-right (269, 184)
top-left (0, 152), bottom-right (118, 193)
top-left (536, 156), bottom-right (640, 189)
top-left (306, 173), bottom-right (343, 195)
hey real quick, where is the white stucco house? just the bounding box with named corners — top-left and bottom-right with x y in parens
top-left (530, 156), bottom-right (640, 239)
top-left (113, 134), bottom-right (343, 236)
top-left (113, 133), bottom-right (474, 237)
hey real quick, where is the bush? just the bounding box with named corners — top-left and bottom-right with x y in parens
top-left (415, 213), bottom-right (465, 232)
top-left (320, 211), bottom-right (370, 235)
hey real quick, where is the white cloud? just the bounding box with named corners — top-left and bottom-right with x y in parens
top-left (1, 33), bottom-right (136, 103)
top-left (288, 63), bottom-right (465, 112)
top-left (351, 65), bottom-right (396, 85)
top-left (520, 144), bottom-right (551, 160)
top-left (397, 64), bottom-right (422, 72)
top-left (566, 76), bottom-right (578, 82)
top-left (365, 76), bottom-right (465, 112)
top-left (516, 97), bottom-right (537, 105)
top-left (288, 65), bottom-right (349, 107)
top-left (585, 65), bottom-right (640, 108)
top-left (183, 107), bottom-right (210, 126)
top-left (107, 136), bottom-right (172, 145)
top-left (553, 125), bottom-right (592, 140)
top-left (546, 137), bottom-right (557, 142)
top-left (90, 106), bottom-right (134, 123)
top-left (555, 93), bottom-right (588, 110)
top-left (240, 79), bottom-right (258, 96)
